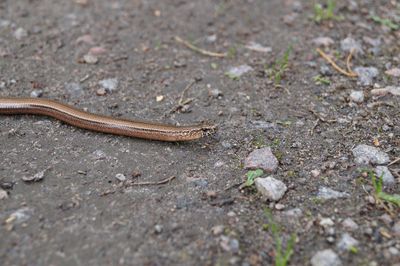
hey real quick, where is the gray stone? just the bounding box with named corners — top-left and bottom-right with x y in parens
top-left (14, 27), bottom-right (28, 40)
top-left (371, 86), bottom-right (400, 97)
top-left (352, 144), bottom-right (390, 165)
top-left (375, 166), bottom-right (395, 186)
top-left (245, 42), bottom-right (272, 53)
top-left (0, 188), bottom-right (8, 200)
top-left (342, 218), bottom-right (359, 231)
top-left (354, 67), bottom-right (379, 86)
top-left (313, 37), bottom-right (334, 47)
top-left (337, 233), bottom-right (359, 251)
top-left (340, 37), bottom-right (363, 55)
top-left (317, 186), bottom-right (349, 200)
top-left (349, 90), bottom-right (364, 103)
top-left (220, 236), bottom-right (239, 253)
top-left (225, 65), bottom-right (253, 79)
top-left (255, 176), bottom-right (287, 201)
top-left (283, 208), bottom-right (303, 218)
top-left (83, 54), bottom-right (98, 64)
top-left (244, 147), bottom-right (278, 172)
top-left (30, 89), bottom-right (43, 98)
top-left (115, 173), bottom-right (126, 182)
top-left (311, 249), bottom-right (342, 266)
top-left (22, 169), bottom-right (46, 182)
top-left (385, 68), bottom-right (400, 77)
top-left (64, 82), bottom-right (84, 97)
top-left (7, 207), bottom-right (34, 224)
top-left (99, 78), bottom-right (118, 92)
top-left (393, 221), bottom-right (400, 237)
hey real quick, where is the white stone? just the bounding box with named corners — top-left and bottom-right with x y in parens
top-left (317, 186), bottom-right (349, 200)
top-left (342, 218), bottom-right (359, 231)
top-left (352, 144), bottom-right (390, 165)
top-left (375, 166), bottom-right (395, 186)
top-left (311, 249), bottom-right (342, 266)
top-left (255, 176), bottom-right (287, 201)
top-left (349, 90), bottom-right (364, 103)
top-left (337, 233), bottom-right (359, 251)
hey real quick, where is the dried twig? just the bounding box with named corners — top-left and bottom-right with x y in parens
top-left (316, 48), bottom-right (357, 77)
top-left (100, 176), bottom-right (176, 196)
top-left (346, 48), bottom-right (356, 76)
top-left (175, 36), bottom-right (227, 58)
top-left (127, 176), bottom-right (176, 186)
top-left (388, 157), bottom-right (400, 166)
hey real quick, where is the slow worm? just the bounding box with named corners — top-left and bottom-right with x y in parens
top-left (0, 98), bottom-right (216, 141)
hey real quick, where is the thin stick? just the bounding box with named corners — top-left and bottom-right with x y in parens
top-left (175, 36), bottom-right (226, 58)
top-left (179, 79), bottom-right (196, 105)
top-left (128, 176), bottom-right (176, 186)
top-left (316, 48), bottom-right (357, 77)
top-left (388, 157), bottom-right (400, 166)
top-left (346, 48), bottom-right (356, 76)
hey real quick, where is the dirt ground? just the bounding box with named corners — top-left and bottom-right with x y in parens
top-left (1, 0), bottom-right (399, 265)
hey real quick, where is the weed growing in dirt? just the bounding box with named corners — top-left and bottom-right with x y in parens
top-left (264, 209), bottom-right (296, 266)
top-left (368, 170), bottom-right (400, 207)
top-left (313, 75), bottom-right (331, 85)
top-left (313, 0), bottom-right (342, 23)
top-left (245, 169), bottom-right (263, 187)
top-left (268, 46), bottom-right (292, 85)
top-left (370, 15), bottom-right (399, 30)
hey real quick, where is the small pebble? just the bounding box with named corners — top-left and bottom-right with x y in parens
top-left (392, 221), bottom-right (400, 237)
top-left (14, 27), bottom-right (28, 40)
top-left (115, 173), bottom-right (126, 182)
top-left (317, 186), bottom-right (349, 200)
top-left (275, 203), bottom-right (285, 210)
top-left (244, 147), bottom-right (279, 173)
top-left (211, 225), bottom-right (224, 235)
top-left (22, 169), bottom-right (46, 182)
top-left (354, 67), bottom-right (379, 86)
top-left (99, 78), bottom-right (118, 93)
top-left (342, 218), bottom-right (359, 231)
top-left (82, 54), bottom-right (98, 64)
top-left (245, 42), bottom-right (272, 53)
top-left (225, 65), bottom-right (253, 79)
top-left (349, 90), bottom-right (364, 103)
top-left (154, 224), bottom-right (163, 234)
top-left (0, 188), bottom-right (8, 200)
top-left (89, 46), bottom-right (107, 55)
top-left (96, 88), bottom-right (107, 96)
top-left (337, 233), bottom-right (359, 251)
top-left (319, 217), bottom-right (334, 228)
top-left (385, 68), bottom-right (400, 77)
top-left (352, 144), bottom-right (390, 165)
top-left (283, 208), bottom-right (303, 218)
top-left (220, 236), bottom-right (240, 253)
top-left (254, 176), bottom-right (287, 201)
top-left (64, 82), bottom-right (84, 97)
top-left (375, 166), bottom-right (395, 186)
top-left (340, 36), bottom-right (363, 55)
top-left (371, 86), bottom-right (400, 97)
top-left (6, 207), bottom-right (34, 224)
top-left (312, 37), bottom-right (334, 47)
top-left (311, 169), bottom-right (321, 177)
top-left (30, 89), bottom-right (43, 98)
top-left (311, 249), bottom-right (342, 266)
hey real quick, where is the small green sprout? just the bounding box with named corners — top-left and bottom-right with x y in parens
top-left (370, 15), bottom-right (399, 30)
top-left (314, 0), bottom-right (343, 23)
top-left (269, 46), bottom-right (292, 85)
top-left (362, 169), bottom-right (400, 207)
top-left (245, 169), bottom-right (264, 187)
top-left (265, 209), bottom-right (296, 266)
top-left (313, 75), bottom-right (331, 85)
